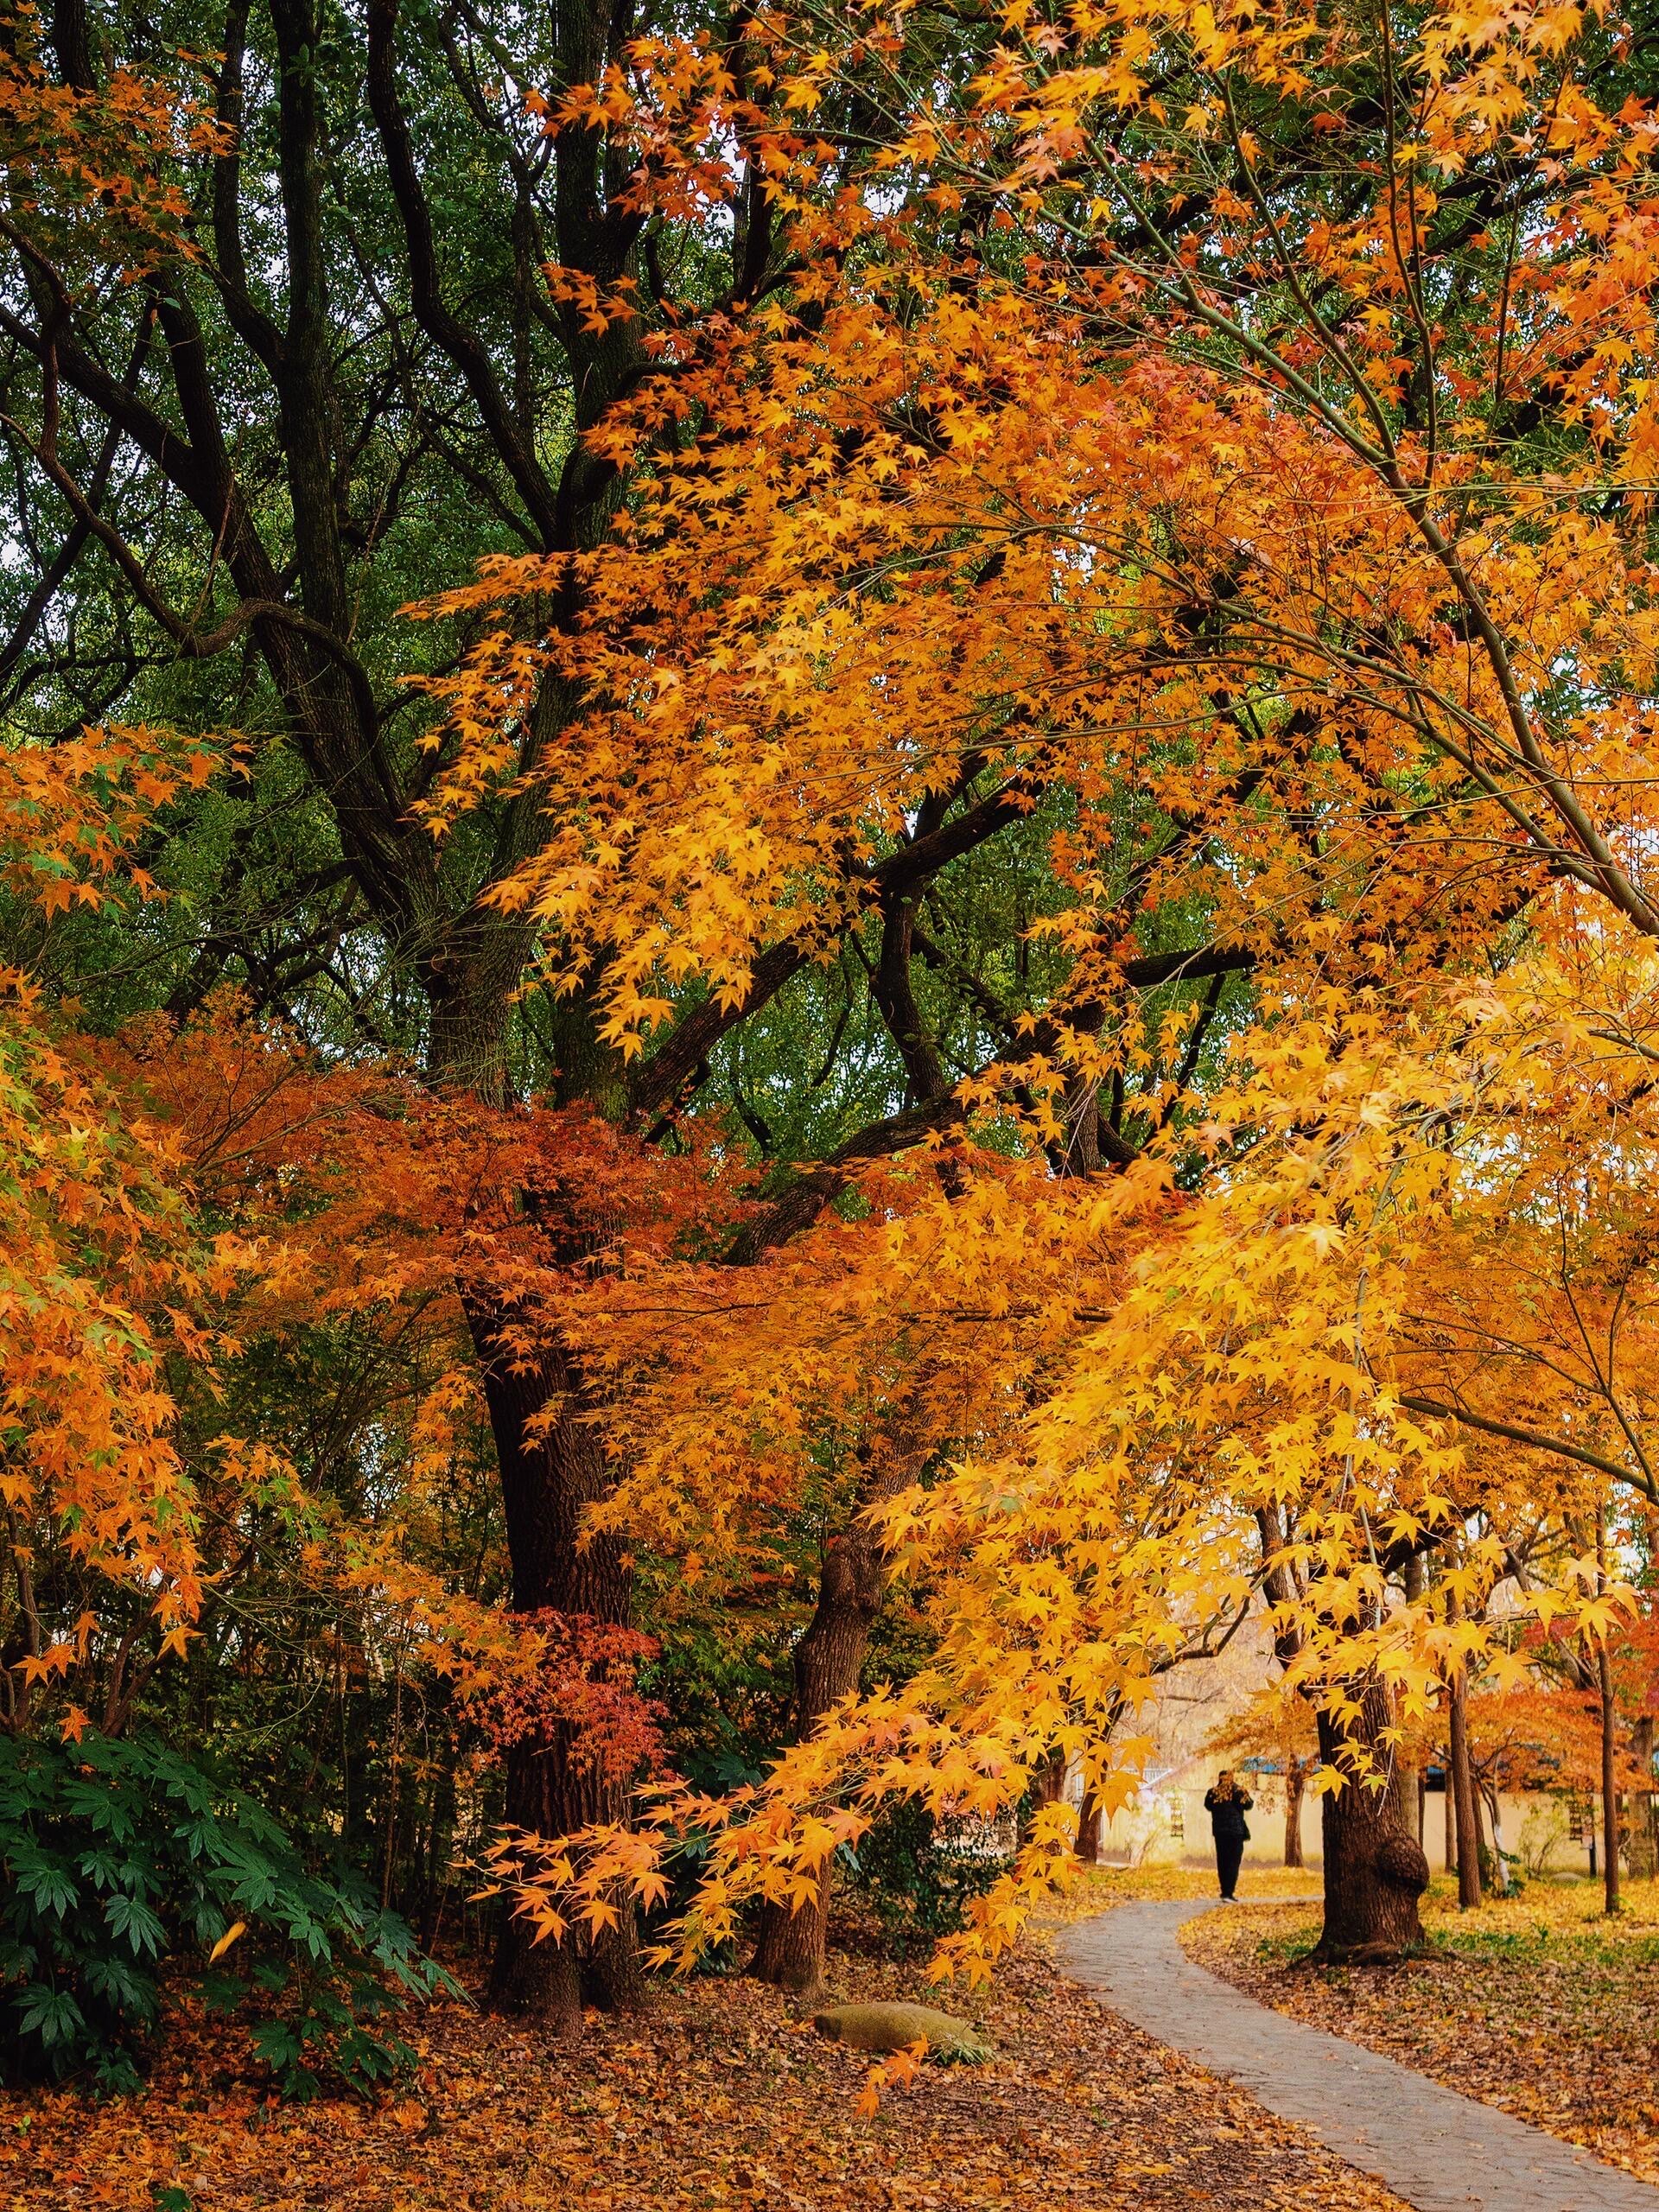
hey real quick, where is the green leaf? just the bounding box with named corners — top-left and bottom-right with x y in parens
top-left (15, 1985), bottom-right (86, 2050)
top-left (105, 1892), bottom-right (166, 1957)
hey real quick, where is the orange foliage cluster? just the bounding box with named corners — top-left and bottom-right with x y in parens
top-left (13, 0), bottom-right (1659, 2024)
top-left (423, 0), bottom-right (1659, 1969)
top-left (0, 3), bottom-right (225, 272)
top-left (0, 730), bottom-right (747, 1750)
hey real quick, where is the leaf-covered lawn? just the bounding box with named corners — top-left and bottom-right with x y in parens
top-left (1183, 1874), bottom-right (1659, 2186)
top-left (1058, 1865), bottom-right (1328, 1911)
top-left (1, 1914), bottom-right (1400, 2211)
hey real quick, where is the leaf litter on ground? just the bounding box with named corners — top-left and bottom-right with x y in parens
top-left (1, 1873), bottom-right (1400, 2212)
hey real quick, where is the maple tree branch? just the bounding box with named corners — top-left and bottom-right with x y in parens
top-left (872, 887), bottom-right (950, 1105)
top-left (1154, 580), bottom-right (1634, 917)
top-left (911, 918), bottom-right (1018, 1044)
top-left (1020, 111), bottom-right (1659, 944)
top-left (1396, 1395), bottom-right (1659, 1509)
top-left (627, 938), bottom-right (813, 1127)
top-left (723, 1097), bottom-right (968, 1265)
top-left (1216, 74), bottom-right (1400, 467)
top-left (626, 774), bottom-right (1041, 1122)
top-left (715, 913), bottom-right (1254, 1258)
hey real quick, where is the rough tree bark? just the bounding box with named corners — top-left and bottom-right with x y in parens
top-left (749, 1509), bottom-right (887, 1993)
top-left (1312, 1682), bottom-right (1429, 1961)
top-left (1257, 1510), bottom-right (1427, 1959)
top-left (470, 1311), bottom-right (643, 2024)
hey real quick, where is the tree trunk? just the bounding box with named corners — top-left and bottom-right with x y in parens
top-left (471, 1309), bottom-right (643, 2022)
top-left (750, 1516), bottom-right (887, 1994)
top-left (1630, 1716), bottom-right (1656, 1881)
top-left (1076, 1785), bottom-right (1102, 1865)
top-left (1313, 1684), bottom-right (1428, 1961)
top-left (1447, 1651), bottom-right (1483, 1910)
top-left (1482, 1785), bottom-right (1510, 1894)
top-left (426, 949), bottom-right (646, 2028)
top-left (1594, 1516), bottom-right (1622, 1916)
top-left (1283, 1758), bottom-right (1306, 1869)
top-left (1444, 1755), bottom-right (1457, 1872)
top-left (1599, 1637), bottom-right (1622, 1918)
top-left (1398, 1553), bottom-right (1423, 1866)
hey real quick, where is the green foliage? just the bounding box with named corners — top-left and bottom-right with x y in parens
top-left (1477, 1839), bottom-right (1527, 1897)
top-left (0, 1732), bottom-right (456, 2095)
top-left (842, 1803), bottom-right (1002, 1959)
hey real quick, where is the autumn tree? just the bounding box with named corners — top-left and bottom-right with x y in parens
top-left (2, 0), bottom-right (1048, 2018)
top-left (437, 0), bottom-right (1659, 1980)
top-left (17, 0), bottom-right (1659, 2046)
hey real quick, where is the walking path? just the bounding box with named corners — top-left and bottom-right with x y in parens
top-left (1058, 1899), bottom-right (1659, 2212)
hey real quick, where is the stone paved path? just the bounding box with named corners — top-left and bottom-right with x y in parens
top-left (1058, 1899), bottom-right (1659, 2212)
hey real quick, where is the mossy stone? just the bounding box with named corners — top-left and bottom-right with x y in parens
top-left (810, 2000), bottom-right (992, 2063)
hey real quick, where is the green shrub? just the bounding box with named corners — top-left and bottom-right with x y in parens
top-left (842, 1802), bottom-right (1003, 1958)
top-left (0, 1731), bottom-right (456, 2094)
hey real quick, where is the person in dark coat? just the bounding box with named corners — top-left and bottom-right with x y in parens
top-left (1204, 1769), bottom-right (1254, 1900)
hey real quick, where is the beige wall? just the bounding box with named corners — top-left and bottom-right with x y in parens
top-left (1095, 1780), bottom-right (1590, 1875)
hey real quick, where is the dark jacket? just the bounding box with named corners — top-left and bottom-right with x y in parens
top-left (1204, 1787), bottom-right (1253, 1840)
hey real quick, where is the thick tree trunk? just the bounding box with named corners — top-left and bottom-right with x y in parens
top-left (1313, 1687), bottom-right (1428, 1961)
top-left (470, 1306), bottom-right (643, 2021)
top-left (425, 936), bottom-right (645, 2026)
top-left (1283, 1758), bottom-right (1306, 1869)
top-left (1447, 1656), bottom-right (1483, 1909)
top-left (751, 1519), bottom-right (887, 1993)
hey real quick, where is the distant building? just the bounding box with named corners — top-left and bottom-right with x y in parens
top-left (1070, 1630), bottom-right (1590, 1876)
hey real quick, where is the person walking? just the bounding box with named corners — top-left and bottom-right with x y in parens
top-left (1204, 1769), bottom-right (1254, 1901)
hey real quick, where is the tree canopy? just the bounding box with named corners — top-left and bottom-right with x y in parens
top-left (3, 0), bottom-right (1659, 2082)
